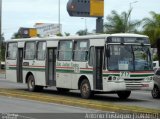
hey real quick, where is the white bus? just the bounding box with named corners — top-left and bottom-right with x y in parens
top-left (5, 33), bottom-right (154, 99)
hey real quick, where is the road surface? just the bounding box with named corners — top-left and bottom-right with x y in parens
top-left (0, 78), bottom-right (159, 110)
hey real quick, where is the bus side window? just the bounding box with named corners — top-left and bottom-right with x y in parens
top-left (6, 43), bottom-right (17, 60)
top-left (58, 40), bottom-right (73, 61)
top-left (24, 42), bottom-right (36, 60)
top-left (37, 41), bottom-right (46, 60)
top-left (88, 47), bottom-right (94, 66)
top-left (73, 40), bottom-right (88, 62)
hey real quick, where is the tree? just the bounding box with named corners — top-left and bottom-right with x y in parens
top-left (142, 11), bottom-right (160, 45)
top-left (0, 33), bottom-right (5, 69)
top-left (76, 29), bottom-right (88, 36)
top-left (64, 32), bottom-right (70, 36)
top-left (12, 32), bottom-right (21, 39)
top-left (56, 33), bottom-right (63, 36)
top-left (104, 9), bottom-right (141, 34)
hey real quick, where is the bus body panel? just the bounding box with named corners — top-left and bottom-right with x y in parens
top-left (90, 39), bottom-right (105, 46)
top-left (47, 41), bottom-right (58, 47)
top-left (18, 42), bottom-right (25, 48)
top-left (56, 61), bottom-right (72, 88)
top-left (6, 60), bottom-right (17, 82)
top-left (33, 61), bottom-right (46, 86)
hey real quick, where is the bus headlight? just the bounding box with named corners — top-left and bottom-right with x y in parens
top-left (144, 77), bottom-right (152, 82)
top-left (149, 76), bottom-right (153, 81)
top-left (112, 76), bottom-right (117, 81)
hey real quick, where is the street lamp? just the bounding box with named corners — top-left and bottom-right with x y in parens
top-left (81, 18), bottom-right (87, 31)
top-left (130, 1), bottom-right (138, 10)
top-left (129, 1), bottom-right (138, 31)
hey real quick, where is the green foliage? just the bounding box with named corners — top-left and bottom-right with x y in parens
top-left (12, 32), bottom-right (21, 39)
top-left (76, 29), bottom-right (88, 36)
top-left (56, 33), bottom-right (63, 36)
top-left (104, 9), bottom-right (141, 34)
top-left (153, 54), bottom-right (158, 61)
top-left (142, 11), bottom-right (160, 45)
top-left (0, 34), bottom-right (6, 61)
top-left (64, 32), bottom-right (70, 36)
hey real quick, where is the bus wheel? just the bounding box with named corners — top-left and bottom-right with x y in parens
top-left (117, 91), bottom-right (131, 99)
top-left (80, 79), bottom-right (92, 99)
top-left (27, 75), bottom-right (36, 92)
top-left (152, 86), bottom-right (160, 98)
top-left (27, 75), bottom-right (43, 92)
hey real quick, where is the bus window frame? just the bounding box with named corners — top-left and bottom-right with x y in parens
top-left (36, 41), bottom-right (46, 61)
top-left (24, 41), bottom-right (36, 60)
top-left (57, 40), bottom-right (73, 61)
top-left (6, 42), bottom-right (18, 60)
top-left (73, 39), bottom-right (89, 62)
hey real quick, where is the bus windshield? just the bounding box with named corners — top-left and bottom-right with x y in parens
top-left (107, 44), bottom-right (153, 71)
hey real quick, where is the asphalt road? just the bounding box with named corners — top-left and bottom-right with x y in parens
top-left (0, 95), bottom-right (101, 113)
top-left (0, 94), bottom-right (105, 119)
top-left (0, 78), bottom-right (160, 111)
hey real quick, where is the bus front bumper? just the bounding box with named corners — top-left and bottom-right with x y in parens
top-left (103, 81), bottom-right (154, 91)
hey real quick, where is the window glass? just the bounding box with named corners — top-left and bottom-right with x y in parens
top-left (73, 40), bottom-right (88, 61)
top-left (58, 41), bottom-right (72, 61)
top-left (89, 47), bottom-right (94, 66)
top-left (7, 43), bottom-right (17, 59)
top-left (37, 42), bottom-right (46, 60)
top-left (107, 45), bottom-right (152, 71)
top-left (25, 42), bottom-right (35, 60)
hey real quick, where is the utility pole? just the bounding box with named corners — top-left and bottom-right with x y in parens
top-left (129, 1), bottom-right (138, 25)
top-left (96, 17), bottom-right (103, 33)
top-left (58, 0), bottom-right (61, 33)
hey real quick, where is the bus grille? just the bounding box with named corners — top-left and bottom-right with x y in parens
top-left (124, 78), bottom-right (144, 89)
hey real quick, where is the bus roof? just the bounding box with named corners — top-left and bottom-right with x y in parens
top-left (5, 33), bottom-right (148, 42)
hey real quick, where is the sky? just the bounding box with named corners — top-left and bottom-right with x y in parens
top-left (2, 0), bottom-right (160, 40)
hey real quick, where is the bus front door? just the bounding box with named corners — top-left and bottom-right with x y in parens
top-left (17, 48), bottom-right (23, 83)
top-left (46, 48), bottom-right (56, 86)
top-left (93, 47), bottom-right (103, 90)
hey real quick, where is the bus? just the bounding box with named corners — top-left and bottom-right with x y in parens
top-left (5, 33), bottom-right (154, 99)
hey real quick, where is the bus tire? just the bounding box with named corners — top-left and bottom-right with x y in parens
top-left (27, 75), bottom-right (43, 92)
top-left (80, 79), bottom-right (92, 99)
top-left (152, 85), bottom-right (160, 98)
top-left (117, 91), bottom-right (131, 99)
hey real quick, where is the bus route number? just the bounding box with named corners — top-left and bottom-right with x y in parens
top-left (120, 72), bottom-right (130, 78)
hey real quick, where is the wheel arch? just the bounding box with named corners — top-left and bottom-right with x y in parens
top-left (25, 72), bottom-right (34, 83)
top-left (78, 75), bottom-right (91, 90)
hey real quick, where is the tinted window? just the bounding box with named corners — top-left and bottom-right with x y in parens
top-left (37, 42), bottom-right (46, 60)
top-left (7, 43), bottom-right (17, 59)
top-left (58, 41), bottom-right (72, 61)
top-left (24, 42), bottom-right (35, 60)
